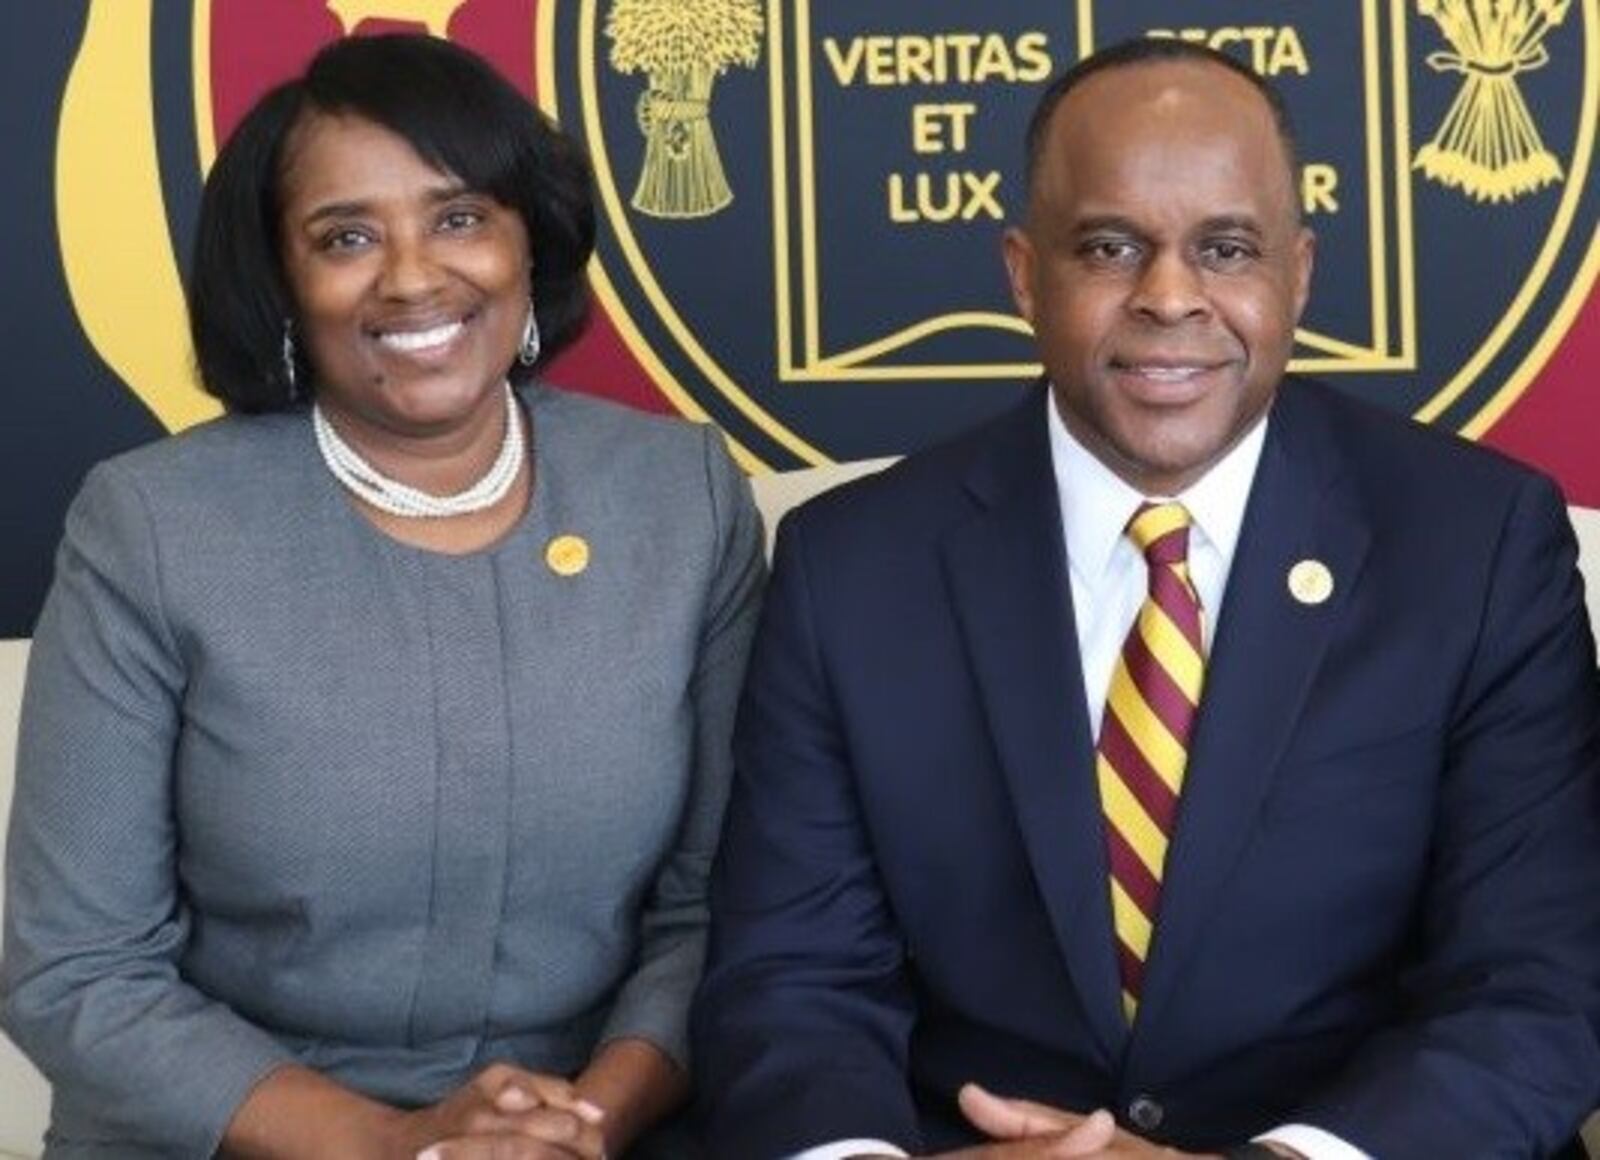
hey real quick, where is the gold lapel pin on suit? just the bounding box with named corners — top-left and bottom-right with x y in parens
top-left (546, 534), bottom-right (590, 577)
top-left (1287, 559), bottom-right (1334, 605)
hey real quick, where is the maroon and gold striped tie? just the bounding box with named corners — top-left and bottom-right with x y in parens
top-left (1097, 502), bottom-right (1206, 1022)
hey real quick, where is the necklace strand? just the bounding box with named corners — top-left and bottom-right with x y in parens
top-left (312, 384), bottom-right (524, 518)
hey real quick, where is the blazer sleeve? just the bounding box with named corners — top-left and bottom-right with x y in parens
top-left (1, 464), bottom-right (293, 1158)
top-left (1301, 473), bottom-right (1600, 1156)
top-left (692, 509), bottom-right (923, 1160)
top-left (597, 427), bottom-right (766, 1068)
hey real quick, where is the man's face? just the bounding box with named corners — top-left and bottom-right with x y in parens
top-left (1003, 60), bottom-right (1314, 496)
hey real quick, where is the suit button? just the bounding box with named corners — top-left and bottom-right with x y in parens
top-left (1127, 1095), bottom-right (1164, 1132)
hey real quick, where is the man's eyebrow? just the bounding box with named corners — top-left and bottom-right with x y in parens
top-left (1197, 214), bottom-right (1265, 237)
top-left (1069, 215), bottom-right (1143, 236)
top-left (1055, 214), bottom-right (1270, 244)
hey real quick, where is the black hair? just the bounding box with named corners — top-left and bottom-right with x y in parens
top-left (1022, 37), bottom-right (1302, 206)
top-left (189, 33), bottom-right (596, 411)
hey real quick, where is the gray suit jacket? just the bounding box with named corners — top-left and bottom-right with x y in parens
top-left (2, 386), bottom-right (763, 1157)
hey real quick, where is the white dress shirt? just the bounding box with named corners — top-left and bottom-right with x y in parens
top-left (791, 395), bottom-right (1368, 1160)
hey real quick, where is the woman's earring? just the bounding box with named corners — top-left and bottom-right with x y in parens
top-left (281, 320), bottom-right (299, 399)
top-left (518, 304), bottom-right (542, 366)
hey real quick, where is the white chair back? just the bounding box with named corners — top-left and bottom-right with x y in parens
top-left (1, 639), bottom-right (49, 1158)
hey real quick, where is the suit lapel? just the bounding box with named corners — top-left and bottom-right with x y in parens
top-left (1129, 384), bottom-right (1372, 1046)
top-left (939, 390), bottom-right (1128, 1064)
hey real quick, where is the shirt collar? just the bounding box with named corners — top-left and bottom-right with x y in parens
top-left (1046, 389), bottom-right (1268, 586)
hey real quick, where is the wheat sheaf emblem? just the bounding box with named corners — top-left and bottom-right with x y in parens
top-left (1414, 0), bottom-right (1572, 203)
top-left (606, 0), bottom-right (764, 219)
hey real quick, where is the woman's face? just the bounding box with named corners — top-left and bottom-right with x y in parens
top-left (277, 112), bottom-right (531, 438)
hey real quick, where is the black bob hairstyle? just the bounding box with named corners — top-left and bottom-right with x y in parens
top-left (188, 34), bottom-right (596, 412)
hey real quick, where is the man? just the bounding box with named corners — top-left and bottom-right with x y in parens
top-left (692, 39), bottom-right (1600, 1160)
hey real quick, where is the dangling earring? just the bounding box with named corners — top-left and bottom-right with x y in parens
top-left (281, 319), bottom-right (299, 399)
top-left (517, 303), bottom-right (542, 366)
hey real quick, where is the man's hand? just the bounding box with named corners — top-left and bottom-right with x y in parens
top-left (398, 1063), bottom-right (608, 1160)
top-left (953, 1083), bottom-right (1221, 1159)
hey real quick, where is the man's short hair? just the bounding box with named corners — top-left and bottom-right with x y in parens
top-left (1022, 38), bottom-right (1303, 202)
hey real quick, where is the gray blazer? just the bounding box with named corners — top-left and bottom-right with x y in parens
top-left (1, 386), bottom-right (764, 1157)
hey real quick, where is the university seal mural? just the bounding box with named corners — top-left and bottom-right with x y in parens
top-left (1, 0), bottom-right (1596, 634)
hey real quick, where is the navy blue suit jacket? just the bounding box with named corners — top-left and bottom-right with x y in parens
top-left (694, 380), bottom-right (1600, 1159)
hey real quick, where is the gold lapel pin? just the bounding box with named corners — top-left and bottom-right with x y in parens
top-left (546, 534), bottom-right (590, 577)
top-left (1287, 559), bottom-right (1334, 605)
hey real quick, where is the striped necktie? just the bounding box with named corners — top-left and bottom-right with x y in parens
top-left (1096, 501), bottom-right (1206, 1022)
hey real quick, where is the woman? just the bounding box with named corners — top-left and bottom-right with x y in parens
top-left (1, 34), bottom-right (762, 1160)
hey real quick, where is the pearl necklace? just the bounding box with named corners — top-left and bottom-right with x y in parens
top-left (312, 384), bottom-right (525, 518)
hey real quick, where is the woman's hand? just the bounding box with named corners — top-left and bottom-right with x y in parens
top-left (222, 1062), bottom-right (607, 1160)
top-left (570, 1037), bottom-right (688, 1158)
top-left (399, 1064), bottom-right (608, 1159)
